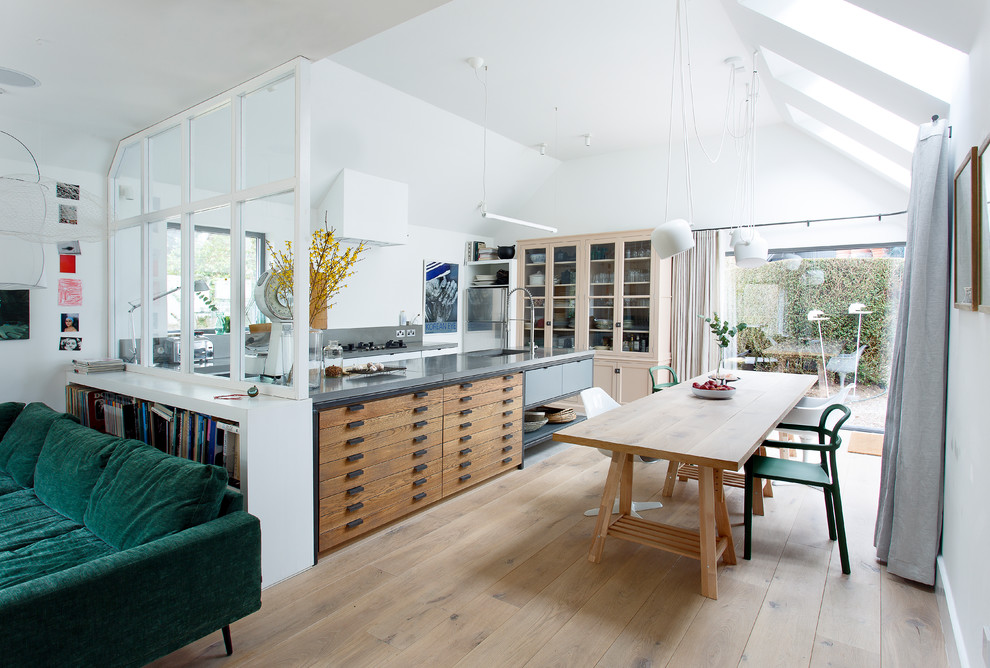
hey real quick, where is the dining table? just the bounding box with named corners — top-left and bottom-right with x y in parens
top-left (552, 370), bottom-right (816, 599)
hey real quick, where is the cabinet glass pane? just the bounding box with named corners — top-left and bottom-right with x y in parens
top-left (189, 207), bottom-right (231, 375)
top-left (621, 240), bottom-right (652, 353)
top-left (551, 296), bottom-right (577, 350)
top-left (551, 244), bottom-right (578, 350)
top-left (588, 298), bottom-right (616, 350)
top-left (149, 125), bottom-right (181, 212)
top-left (150, 219), bottom-right (180, 369)
top-left (113, 142), bottom-right (141, 220)
top-left (588, 242), bottom-right (616, 350)
top-left (241, 75), bottom-right (295, 189)
top-left (190, 104), bottom-right (231, 202)
top-left (114, 224), bottom-right (142, 361)
top-left (242, 192), bottom-right (295, 383)
top-left (523, 247), bottom-right (547, 350)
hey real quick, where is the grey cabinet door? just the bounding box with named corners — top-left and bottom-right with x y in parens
top-left (524, 365), bottom-right (562, 406)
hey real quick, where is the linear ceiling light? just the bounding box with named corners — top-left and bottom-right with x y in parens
top-left (468, 56), bottom-right (555, 234)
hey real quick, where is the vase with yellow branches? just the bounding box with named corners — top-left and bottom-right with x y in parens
top-left (267, 220), bottom-right (365, 329)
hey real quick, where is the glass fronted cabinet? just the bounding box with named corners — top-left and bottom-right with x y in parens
top-left (522, 247), bottom-right (548, 351)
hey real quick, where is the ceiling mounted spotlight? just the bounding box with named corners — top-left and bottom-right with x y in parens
top-left (0, 66), bottom-right (41, 88)
top-left (583, 134), bottom-right (592, 147)
top-left (466, 56), bottom-right (485, 70)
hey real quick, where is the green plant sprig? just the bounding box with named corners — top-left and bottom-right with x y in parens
top-left (698, 313), bottom-right (748, 349)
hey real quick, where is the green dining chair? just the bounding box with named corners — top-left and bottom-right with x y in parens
top-left (648, 365), bottom-right (679, 392)
top-left (744, 403), bottom-right (853, 574)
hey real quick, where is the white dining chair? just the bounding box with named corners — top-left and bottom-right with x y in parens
top-left (775, 383), bottom-right (855, 461)
top-left (580, 387), bottom-right (663, 518)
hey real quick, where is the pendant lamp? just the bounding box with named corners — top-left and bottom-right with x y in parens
top-left (732, 228), bottom-right (769, 268)
top-left (650, 0), bottom-right (695, 260)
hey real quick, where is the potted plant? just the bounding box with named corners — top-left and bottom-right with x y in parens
top-left (699, 313), bottom-right (747, 385)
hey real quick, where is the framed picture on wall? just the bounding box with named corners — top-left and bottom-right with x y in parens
top-left (978, 134), bottom-right (990, 313)
top-left (0, 290), bottom-right (30, 340)
top-left (424, 261), bottom-right (459, 334)
top-left (953, 145), bottom-right (979, 310)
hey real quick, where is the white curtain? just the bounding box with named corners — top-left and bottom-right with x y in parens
top-left (874, 119), bottom-right (950, 586)
top-left (671, 230), bottom-right (721, 380)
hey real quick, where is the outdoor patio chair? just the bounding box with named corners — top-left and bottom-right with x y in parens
top-left (744, 403), bottom-right (853, 574)
top-left (579, 387), bottom-right (662, 518)
top-left (826, 344), bottom-right (867, 388)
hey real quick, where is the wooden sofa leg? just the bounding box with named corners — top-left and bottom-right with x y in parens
top-left (222, 625), bottom-right (233, 656)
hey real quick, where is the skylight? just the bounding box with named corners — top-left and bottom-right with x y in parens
top-left (761, 49), bottom-right (918, 151)
top-left (787, 105), bottom-right (911, 188)
top-left (741, 0), bottom-right (967, 102)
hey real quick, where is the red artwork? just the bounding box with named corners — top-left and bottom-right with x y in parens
top-left (57, 278), bottom-right (83, 306)
top-left (59, 254), bottom-right (76, 273)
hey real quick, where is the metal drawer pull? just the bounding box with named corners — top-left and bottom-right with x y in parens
top-left (459, 447), bottom-right (472, 455)
top-left (346, 436), bottom-right (364, 446)
top-left (503, 398), bottom-right (514, 404)
top-left (503, 374), bottom-right (515, 380)
top-left (502, 457), bottom-right (513, 464)
top-left (460, 395), bottom-right (473, 402)
top-left (414, 391), bottom-right (429, 398)
top-left (503, 387), bottom-right (513, 392)
top-left (346, 469), bottom-right (364, 479)
top-left (413, 492), bottom-right (427, 501)
top-left (460, 422), bottom-right (473, 429)
top-left (460, 461), bottom-right (472, 468)
top-left (460, 408), bottom-right (473, 416)
top-left (459, 473), bottom-right (472, 481)
top-left (346, 501), bottom-right (364, 512)
top-left (503, 444), bottom-right (513, 452)
top-left (413, 435), bottom-right (428, 443)
top-left (413, 405), bottom-right (429, 413)
top-left (503, 422), bottom-right (513, 429)
top-left (460, 435), bottom-right (472, 442)
top-left (461, 382), bottom-right (473, 389)
top-left (347, 420), bottom-right (365, 428)
top-left (503, 433), bottom-right (514, 440)
top-left (413, 448), bottom-right (428, 456)
top-left (346, 518), bottom-right (363, 528)
top-left (413, 463), bottom-right (428, 472)
top-left (503, 409), bottom-right (514, 416)
top-left (413, 420), bottom-right (428, 428)
top-left (346, 485), bottom-right (364, 495)
top-left (345, 452), bottom-right (364, 462)
top-left (348, 404), bottom-right (364, 412)
top-left (413, 477), bottom-right (427, 486)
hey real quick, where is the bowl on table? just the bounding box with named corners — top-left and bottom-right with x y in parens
top-left (691, 385), bottom-right (736, 399)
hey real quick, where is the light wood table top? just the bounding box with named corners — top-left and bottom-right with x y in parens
top-left (553, 370), bottom-right (816, 471)
top-left (553, 370), bottom-right (816, 599)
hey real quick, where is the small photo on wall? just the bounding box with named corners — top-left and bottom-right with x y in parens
top-left (56, 182), bottom-right (80, 200)
top-left (57, 240), bottom-right (81, 255)
top-left (59, 254), bottom-right (76, 273)
top-left (61, 313), bottom-right (79, 332)
top-left (59, 336), bottom-right (81, 352)
top-left (0, 290), bottom-right (30, 340)
top-left (59, 204), bottom-right (78, 225)
top-left (57, 278), bottom-right (83, 306)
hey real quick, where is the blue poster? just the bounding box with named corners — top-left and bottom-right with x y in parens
top-left (424, 261), bottom-right (458, 334)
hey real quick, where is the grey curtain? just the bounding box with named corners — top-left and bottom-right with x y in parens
top-left (874, 119), bottom-right (951, 585)
top-left (671, 230), bottom-right (721, 380)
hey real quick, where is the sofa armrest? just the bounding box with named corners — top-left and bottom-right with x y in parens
top-left (0, 510), bottom-right (261, 668)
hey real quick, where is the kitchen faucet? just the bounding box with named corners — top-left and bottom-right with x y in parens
top-left (506, 287), bottom-right (536, 355)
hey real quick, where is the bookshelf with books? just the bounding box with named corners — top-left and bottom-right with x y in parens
top-left (65, 371), bottom-right (314, 586)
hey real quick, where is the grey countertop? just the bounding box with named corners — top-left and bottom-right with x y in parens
top-left (310, 348), bottom-right (594, 407)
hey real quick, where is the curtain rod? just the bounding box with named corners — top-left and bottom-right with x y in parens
top-left (700, 209), bottom-right (908, 232)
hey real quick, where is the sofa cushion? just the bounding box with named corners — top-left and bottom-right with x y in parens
top-left (84, 440), bottom-right (228, 550)
top-left (0, 527), bottom-right (115, 589)
top-left (0, 488), bottom-right (83, 552)
top-left (0, 402), bottom-right (73, 488)
top-left (34, 420), bottom-right (121, 524)
top-left (0, 402), bottom-right (25, 441)
top-left (0, 471), bottom-right (21, 496)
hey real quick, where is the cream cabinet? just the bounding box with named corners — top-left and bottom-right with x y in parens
top-left (517, 230), bottom-right (672, 403)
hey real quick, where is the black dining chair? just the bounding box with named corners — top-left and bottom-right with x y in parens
top-left (744, 403), bottom-right (853, 574)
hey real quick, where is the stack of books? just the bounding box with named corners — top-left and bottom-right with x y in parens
top-left (72, 358), bottom-right (125, 374)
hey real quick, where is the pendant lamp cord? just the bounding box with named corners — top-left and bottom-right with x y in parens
top-left (474, 65), bottom-right (489, 207)
top-left (662, 0), bottom-right (681, 224)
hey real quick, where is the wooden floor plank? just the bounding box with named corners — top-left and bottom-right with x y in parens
top-left (881, 567), bottom-right (949, 668)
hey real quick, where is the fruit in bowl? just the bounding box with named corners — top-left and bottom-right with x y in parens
top-left (691, 379), bottom-right (736, 399)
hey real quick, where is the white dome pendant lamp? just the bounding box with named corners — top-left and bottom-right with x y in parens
top-left (651, 0), bottom-right (695, 260)
top-left (730, 55), bottom-right (768, 268)
top-left (732, 228), bottom-right (769, 268)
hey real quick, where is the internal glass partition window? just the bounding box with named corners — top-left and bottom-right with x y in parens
top-left (114, 225), bottom-right (142, 361)
top-left (113, 142), bottom-right (141, 221)
top-left (190, 104), bottom-right (231, 202)
top-left (149, 220), bottom-right (180, 369)
top-left (148, 125), bottom-right (181, 212)
top-left (725, 244), bottom-right (904, 430)
top-left (242, 76), bottom-right (295, 189)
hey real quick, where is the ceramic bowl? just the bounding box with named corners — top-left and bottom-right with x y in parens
top-left (691, 386), bottom-right (736, 400)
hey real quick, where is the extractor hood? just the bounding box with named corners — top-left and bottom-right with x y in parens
top-left (320, 168), bottom-right (409, 246)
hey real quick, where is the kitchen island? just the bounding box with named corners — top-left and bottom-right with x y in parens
top-left (311, 348), bottom-right (594, 554)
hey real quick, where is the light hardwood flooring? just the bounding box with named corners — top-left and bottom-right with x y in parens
top-left (153, 437), bottom-right (947, 667)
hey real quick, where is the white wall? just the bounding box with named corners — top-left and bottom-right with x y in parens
top-left (514, 123), bottom-right (909, 249)
top-left (940, 8), bottom-right (990, 666)
top-left (0, 156), bottom-right (108, 409)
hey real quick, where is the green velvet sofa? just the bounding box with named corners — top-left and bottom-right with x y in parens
top-left (0, 401), bottom-right (262, 668)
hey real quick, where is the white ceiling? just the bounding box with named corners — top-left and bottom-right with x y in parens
top-left (1, 0), bottom-right (984, 181)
